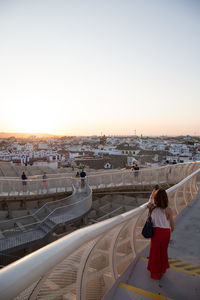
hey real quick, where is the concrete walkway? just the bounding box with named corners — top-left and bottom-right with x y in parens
top-left (104, 190), bottom-right (200, 300)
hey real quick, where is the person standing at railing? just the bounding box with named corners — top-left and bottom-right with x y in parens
top-left (80, 169), bottom-right (86, 189)
top-left (21, 171), bottom-right (27, 192)
top-left (147, 188), bottom-right (174, 280)
top-left (42, 172), bottom-right (48, 193)
top-left (133, 164), bottom-right (140, 180)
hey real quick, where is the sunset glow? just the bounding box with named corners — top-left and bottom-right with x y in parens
top-left (0, 0), bottom-right (199, 136)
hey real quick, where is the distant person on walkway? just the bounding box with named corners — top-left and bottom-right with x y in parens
top-left (80, 169), bottom-right (86, 189)
top-left (134, 164), bottom-right (139, 179)
top-left (42, 172), bottom-right (47, 192)
top-left (147, 189), bottom-right (174, 280)
top-left (21, 171), bottom-right (27, 192)
top-left (21, 172), bottom-right (27, 185)
top-left (75, 171), bottom-right (80, 189)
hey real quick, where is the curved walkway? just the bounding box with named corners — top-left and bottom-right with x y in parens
top-left (0, 164), bottom-right (188, 253)
top-left (0, 185), bottom-right (92, 253)
top-left (0, 167), bottom-right (199, 300)
top-left (0, 162), bottom-right (199, 198)
top-left (104, 189), bottom-right (200, 300)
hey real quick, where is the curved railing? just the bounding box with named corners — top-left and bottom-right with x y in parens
top-left (0, 162), bottom-right (199, 197)
top-left (0, 183), bottom-right (92, 253)
top-left (0, 165), bottom-right (199, 300)
top-left (0, 162), bottom-right (198, 247)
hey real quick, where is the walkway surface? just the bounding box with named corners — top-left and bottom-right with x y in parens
top-left (0, 189), bottom-right (91, 253)
top-left (104, 190), bottom-right (200, 300)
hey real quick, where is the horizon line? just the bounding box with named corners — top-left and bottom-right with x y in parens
top-left (0, 131), bottom-right (199, 138)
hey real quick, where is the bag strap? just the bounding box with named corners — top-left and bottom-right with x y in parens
top-left (148, 204), bottom-right (155, 218)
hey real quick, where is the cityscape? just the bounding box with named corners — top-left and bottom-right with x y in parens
top-left (0, 134), bottom-right (200, 174)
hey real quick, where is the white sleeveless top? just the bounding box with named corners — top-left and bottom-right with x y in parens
top-left (151, 207), bottom-right (170, 228)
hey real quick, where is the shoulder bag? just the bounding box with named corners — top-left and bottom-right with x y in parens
top-left (142, 205), bottom-right (155, 238)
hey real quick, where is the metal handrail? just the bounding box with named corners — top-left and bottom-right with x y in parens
top-left (0, 190), bottom-right (151, 232)
top-left (0, 194), bottom-right (75, 232)
top-left (0, 162), bottom-right (198, 232)
top-left (0, 162), bottom-right (199, 199)
top-left (0, 168), bottom-right (124, 181)
top-left (0, 184), bottom-right (91, 235)
top-left (0, 162), bottom-right (194, 181)
top-left (0, 185), bottom-right (75, 226)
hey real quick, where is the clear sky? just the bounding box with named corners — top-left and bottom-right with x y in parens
top-left (0, 0), bottom-right (199, 136)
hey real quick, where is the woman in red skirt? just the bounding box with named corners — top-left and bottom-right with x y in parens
top-left (147, 189), bottom-right (174, 280)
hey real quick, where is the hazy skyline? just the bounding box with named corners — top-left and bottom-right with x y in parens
top-left (0, 0), bottom-right (199, 136)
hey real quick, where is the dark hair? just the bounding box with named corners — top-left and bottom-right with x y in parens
top-left (154, 184), bottom-right (159, 190)
top-left (154, 189), bottom-right (168, 209)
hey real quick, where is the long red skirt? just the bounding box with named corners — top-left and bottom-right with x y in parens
top-left (147, 227), bottom-right (171, 279)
